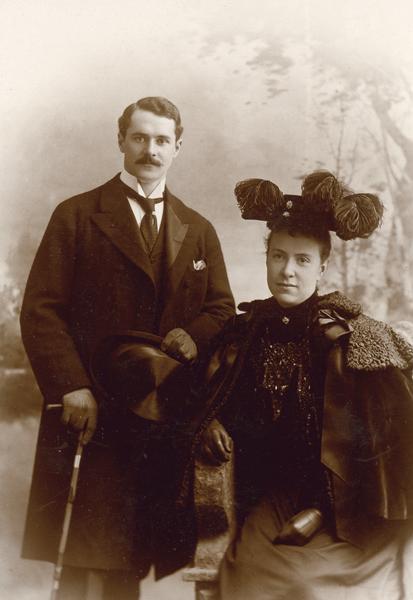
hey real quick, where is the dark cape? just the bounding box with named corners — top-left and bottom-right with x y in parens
top-left (182, 291), bottom-right (413, 548)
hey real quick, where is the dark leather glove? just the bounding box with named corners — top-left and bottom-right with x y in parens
top-left (161, 328), bottom-right (198, 362)
top-left (200, 419), bottom-right (233, 465)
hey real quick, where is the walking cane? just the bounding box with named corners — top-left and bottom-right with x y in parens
top-left (47, 404), bottom-right (85, 600)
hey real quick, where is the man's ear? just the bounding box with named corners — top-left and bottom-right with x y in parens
top-left (174, 137), bottom-right (183, 156)
top-left (320, 261), bottom-right (328, 276)
top-left (118, 132), bottom-right (125, 153)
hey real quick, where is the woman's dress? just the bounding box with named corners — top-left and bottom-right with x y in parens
top-left (216, 295), bottom-right (406, 599)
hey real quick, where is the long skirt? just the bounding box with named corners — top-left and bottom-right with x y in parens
top-left (219, 493), bottom-right (405, 600)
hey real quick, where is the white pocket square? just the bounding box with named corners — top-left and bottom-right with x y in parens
top-left (193, 259), bottom-right (207, 271)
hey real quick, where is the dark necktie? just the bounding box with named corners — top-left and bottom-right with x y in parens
top-left (119, 180), bottom-right (163, 252)
top-left (140, 196), bottom-right (159, 252)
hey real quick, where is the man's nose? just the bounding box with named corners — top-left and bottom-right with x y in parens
top-left (146, 139), bottom-right (157, 155)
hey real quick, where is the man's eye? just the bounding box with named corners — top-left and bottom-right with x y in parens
top-left (298, 257), bottom-right (310, 264)
top-left (157, 138), bottom-right (167, 145)
top-left (134, 136), bottom-right (145, 143)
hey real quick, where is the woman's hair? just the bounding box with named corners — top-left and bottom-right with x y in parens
top-left (265, 217), bottom-right (332, 263)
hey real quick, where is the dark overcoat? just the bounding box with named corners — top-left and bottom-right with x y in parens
top-left (20, 174), bottom-right (235, 578)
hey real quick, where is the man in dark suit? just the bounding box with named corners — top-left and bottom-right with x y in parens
top-left (20, 96), bottom-right (235, 599)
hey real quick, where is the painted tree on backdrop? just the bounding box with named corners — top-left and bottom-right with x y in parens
top-left (1, 231), bottom-right (38, 369)
top-left (301, 48), bottom-right (413, 321)
top-left (0, 283), bottom-right (25, 368)
top-left (0, 233), bottom-right (40, 421)
top-left (198, 33), bottom-right (413, 320)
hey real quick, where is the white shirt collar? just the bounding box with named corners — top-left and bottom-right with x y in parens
top-left (120, 169), bottom-right (166, 199)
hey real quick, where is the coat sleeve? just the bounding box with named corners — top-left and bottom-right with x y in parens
top-left (184, 221), bottom-right (235, 350)
top-left (20, 203), bottom-right (92, 403)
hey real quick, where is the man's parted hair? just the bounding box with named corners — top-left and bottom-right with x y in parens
top-left (118, 96), bottom-right (183, 140)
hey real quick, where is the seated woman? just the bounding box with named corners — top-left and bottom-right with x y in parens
top-left (192, 172), bottom-right (413, 599)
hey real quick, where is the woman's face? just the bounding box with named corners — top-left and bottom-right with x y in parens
top-left (266, 230), bottom-right (327, 307)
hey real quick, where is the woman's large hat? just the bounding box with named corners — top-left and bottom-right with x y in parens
top-left (235, 171), bottom-right (383, 240)
top-left (91, 331), bottom-right (192, 422)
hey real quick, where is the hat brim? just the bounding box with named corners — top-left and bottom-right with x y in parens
top-left (91, 330), bottom-right (187, 422)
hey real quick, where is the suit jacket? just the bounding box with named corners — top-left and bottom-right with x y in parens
top-left (20, 174), bottom-right (235, 577)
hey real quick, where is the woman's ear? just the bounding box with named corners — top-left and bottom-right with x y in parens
top-left (319, 261), bottom-right (328, 276)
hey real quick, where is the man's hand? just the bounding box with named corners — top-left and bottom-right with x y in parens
top-left (62, 388), bottom-right (98, 445)
top-left (200, 419), bottom-right (233, 465)
top-left (161, 328), bottom-right (198, 362)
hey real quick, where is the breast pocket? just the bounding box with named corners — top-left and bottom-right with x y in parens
top-left (179, 266), bottom-right (209, 316)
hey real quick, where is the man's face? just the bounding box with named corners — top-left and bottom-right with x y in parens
top-left (266, 230), bottom-right (326, 307)
top-left (118, 108), bottom-right (182, 188)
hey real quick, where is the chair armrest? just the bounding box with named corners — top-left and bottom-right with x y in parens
top-left (183, 453), bottom-right (236, 576)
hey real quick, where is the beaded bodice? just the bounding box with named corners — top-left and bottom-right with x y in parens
top-left (222, 293), bottom-right (332, 512)
top-left (234, 293), bottom-right (323, 439)
top-left (251, 326), bottom-right (322, 451)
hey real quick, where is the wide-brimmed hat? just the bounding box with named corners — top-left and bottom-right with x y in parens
top-left (91, 330), bottom-right (191, 422)
top-left (235, 171), bottom-right (383, 240)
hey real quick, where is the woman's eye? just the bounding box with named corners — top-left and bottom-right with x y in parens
top-left (298, 256), bottom-right (310, 264)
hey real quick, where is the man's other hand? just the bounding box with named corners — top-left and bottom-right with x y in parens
top-left (161, 328), bottom-right (198, 362)
top-left (62, 388), bottom-right (98, 445)
top-left (200, 419), bottom-right (233, 465)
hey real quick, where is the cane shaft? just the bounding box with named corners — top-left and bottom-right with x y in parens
top-left (50, 433), bottom-right (84, 600)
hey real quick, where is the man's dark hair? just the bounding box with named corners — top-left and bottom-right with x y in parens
top-left (118, 96), bottom-right (183, 140)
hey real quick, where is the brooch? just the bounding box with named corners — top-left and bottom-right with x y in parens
top-left (193, 259), bottom-right (207, 271)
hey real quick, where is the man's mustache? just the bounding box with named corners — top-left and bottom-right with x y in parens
top-left (135, 155), bottom-right (162, 167)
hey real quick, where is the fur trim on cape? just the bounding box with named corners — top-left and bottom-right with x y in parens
top-left (238, 291), bottom-right (413, 372)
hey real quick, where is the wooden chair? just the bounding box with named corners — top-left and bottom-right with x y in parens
top-left (182, 456), bottom-right (235, 599)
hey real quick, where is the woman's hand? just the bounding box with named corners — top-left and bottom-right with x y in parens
top-left (200, 419), bottom-right (233, 465)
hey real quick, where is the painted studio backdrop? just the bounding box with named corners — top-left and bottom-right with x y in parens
top-left (1, 0), bottom-right (412, 598)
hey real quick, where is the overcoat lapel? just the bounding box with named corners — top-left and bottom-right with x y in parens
top-left (90, 180), bottom-right (201, 312)
top-left (91, 177), bottom-right (155, 284)
top-left (163, 191), bottom-right (198, 297)
top-left (164, 201), bottom-right (189, 270)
